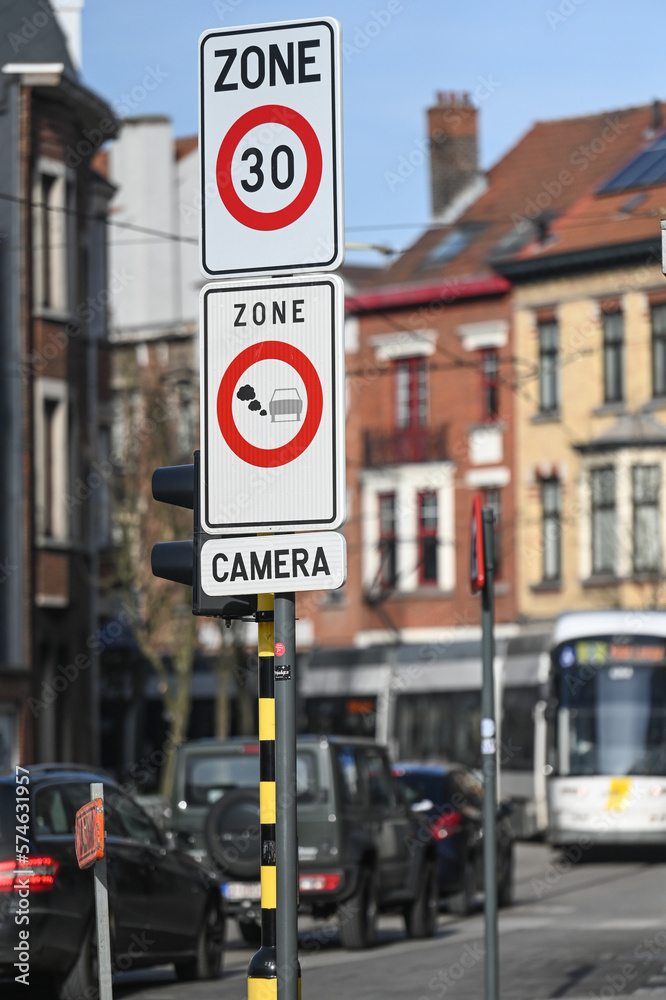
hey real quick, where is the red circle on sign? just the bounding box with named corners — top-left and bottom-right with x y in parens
top-left (216, 105), bottom-right (323, 231)
top-left (275, 642), bottom-right (286, 657)
top-left (217, 341), bottom-right (323, 469)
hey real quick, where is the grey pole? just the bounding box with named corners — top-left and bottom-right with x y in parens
top-left (274, 592), bottom-right (300, 1000)
top-left (481, 508), bottom-right (498, 1000)
top-left (90, 782), bottom-right (113, 1000)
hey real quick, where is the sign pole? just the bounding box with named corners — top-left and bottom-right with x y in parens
top-left (274, 592), bottom-right (300, 1000)
top-left (480, 510), bottom-right (498, 1000)
top-left (90, 782), bottom-right (113, 1000)
top-left (248, 594), bottom-right (278, 997)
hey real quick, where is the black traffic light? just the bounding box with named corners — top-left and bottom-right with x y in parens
top-left (151, 450), bottom-right (257, 620)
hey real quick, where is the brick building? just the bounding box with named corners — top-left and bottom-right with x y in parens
top-left (0, 0), bottom-right (119, 767)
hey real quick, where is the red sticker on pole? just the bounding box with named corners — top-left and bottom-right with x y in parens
top-left (75, 798), bottom-right (104, 869)
top-left (470, 494), bottom-right (485, 594)
top-left (275, 642), bottom-right (286, 657)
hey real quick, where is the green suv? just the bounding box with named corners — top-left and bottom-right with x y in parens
top-left (170, 736), bottom-right (438, 949)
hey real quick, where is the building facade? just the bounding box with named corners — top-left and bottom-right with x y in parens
top-left (0, 0), bottom-right (119, 767)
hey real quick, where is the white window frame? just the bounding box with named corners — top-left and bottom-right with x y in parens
top-left (579, 448), bottom-right (666, 580)
top-left (361, 462), bottom-right (455, 596)
top-left (34, 377), bottom-right (70, 543)
top-left (32, 156), bottom-right (74, 317)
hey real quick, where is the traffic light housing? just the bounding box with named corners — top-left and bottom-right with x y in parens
top-left (151, 451), bottom-right (257, 620)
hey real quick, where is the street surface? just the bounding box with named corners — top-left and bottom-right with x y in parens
top-left (109, 841), bottom-right (666, 1000)
top-left (8, 841), bottom-right (666, 999)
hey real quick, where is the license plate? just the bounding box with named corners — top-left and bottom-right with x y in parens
top-left (223, 881), bottom-right (261, 900)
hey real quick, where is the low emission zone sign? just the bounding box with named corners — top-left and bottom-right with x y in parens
top-left (199, 17), bottom-right (343, 277)
top-left (200, 274), bottom-right (345, 534)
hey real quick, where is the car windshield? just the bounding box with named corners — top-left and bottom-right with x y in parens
top-left (184, 750), bottom-right (319, 806)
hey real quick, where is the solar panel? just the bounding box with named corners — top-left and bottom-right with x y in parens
top-left (599, 132), bottom-right (666, 193)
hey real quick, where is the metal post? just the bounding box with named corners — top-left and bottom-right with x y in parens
top-left (481, 509), bottom-right (498, 1000)
top-left (248, 594), bottom-right (278, 999)
top-left (274, 592), bottom-right (301, 1000)
top-left (90, 782), bottom-right (113, 1000)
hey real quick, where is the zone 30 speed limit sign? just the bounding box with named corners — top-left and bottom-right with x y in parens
top-left (199, 18), bottom-right (344, 277)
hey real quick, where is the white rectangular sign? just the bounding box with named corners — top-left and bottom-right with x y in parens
top-left (199, 18), bottom-right (344, 277)
top-left (201, 532), bottom-right (346, 595)
top-left (200, 274), bottom-right (346, 534)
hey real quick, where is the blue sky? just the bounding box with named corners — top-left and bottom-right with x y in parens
top-left (81, 0), bottom-right (665, 263)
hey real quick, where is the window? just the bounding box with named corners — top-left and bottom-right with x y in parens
top-left (482, 487), bottom-right (502, 580)
top-left (110, 792), bottom-right (162, 847)
top-left (603, 311), bottom-right (624, 403)
top-left (32, 160), bottom-right (72, 314)
top-left (591, 467), bottom-right (616, 575)
top-left (357, 748), bottom-right (395, 808)
top-left (633, 465), bottom-right (660, 573)
top-left (35, 379), bottom-right (69, 542)
top-left (394, 357), bottom-right (427, 430)
top-left (480, 349), bottom-right (499, 421)
top-left (378, 492), bottom-right (397, 589)
top-left (541, 478), bottom-right (561, 582)
top-left (538, 319), bottom-right (559, 413)
top-left (335, 745), bottom-right (361, 805)
top-left (417, 491), bottom-right (438, 586)
top-left (652, 303), bottom-right (666, 398)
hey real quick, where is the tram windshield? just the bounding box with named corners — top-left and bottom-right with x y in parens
top-left (553, 636), bottom-right (666, 776)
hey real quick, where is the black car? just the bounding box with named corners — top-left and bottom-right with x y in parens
top-left (0, 765), bottom-right (224, 998)
top-left (392, 762), bottom-right (515, 915)
top-left (171, 736), bottom-right (439, 949)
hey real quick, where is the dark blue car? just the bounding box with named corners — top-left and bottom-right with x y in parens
top-left (392, 762), bottom-right (514, 915)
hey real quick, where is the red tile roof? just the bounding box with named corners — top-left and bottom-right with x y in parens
top-left (371, 102), bottom-right (664, 290)
top-left (175, 135), bottom-right (198, 161)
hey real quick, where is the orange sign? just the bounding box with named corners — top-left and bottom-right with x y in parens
top-left (75, 798), bottom-right (104, 870)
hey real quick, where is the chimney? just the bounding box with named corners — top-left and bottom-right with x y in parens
top-left (427, 92), bottom-right (481, 221)
top-left (53, 0), bottom-right (85, 73)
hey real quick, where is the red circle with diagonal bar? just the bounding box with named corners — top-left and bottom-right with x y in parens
top-left (217, 341), bottom-right (323, 468)
top-left (216, 104), bottom-right (323, 231)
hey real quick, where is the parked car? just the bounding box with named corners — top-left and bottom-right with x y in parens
top-left (391, 762), bottom-right (515, 915)
top-left (171, 736), bottom-right (438, 949)
top-left (0, 765), bottom-right (224, 998)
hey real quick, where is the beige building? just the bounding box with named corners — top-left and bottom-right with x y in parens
top-left (501, 135), bottom-right (666, 619)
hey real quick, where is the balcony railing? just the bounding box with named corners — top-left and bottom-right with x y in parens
top-left (363, 425), bottom-right (448, 467)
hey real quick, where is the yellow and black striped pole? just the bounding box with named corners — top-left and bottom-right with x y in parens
top-left (248, 592), bottom-right (277, 999)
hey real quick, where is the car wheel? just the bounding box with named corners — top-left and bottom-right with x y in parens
top-left (338, 866), bottom-right (377, 950)
top-left (238, 918), bottom-right (262, 946)
top-left (58, 924), bottom-right (97, 1000)
top-left (175, 898), bottom-right (225, 981)
top-left (449, 855), bottom-right (476, 916)
top-left (498, 845), bottom-right (514, 908)
top-left (404, 857), bottom-right (438, 939)
top-left (204, 788), bottom-right (261, 879)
